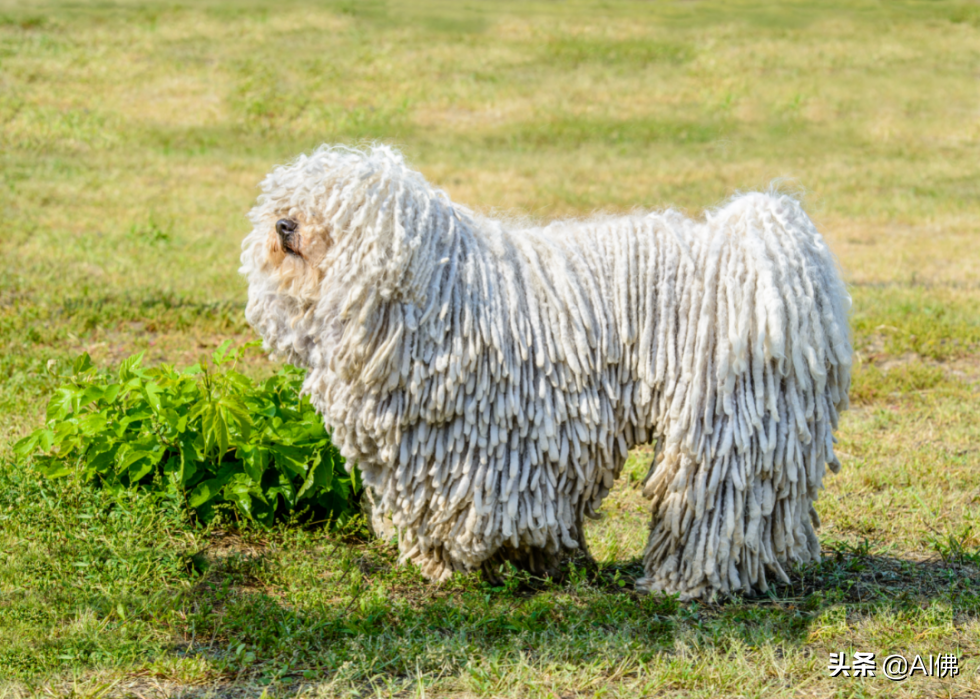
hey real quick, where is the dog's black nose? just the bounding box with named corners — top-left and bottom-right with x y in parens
top-left (276, 218), bottom-right (298, 238)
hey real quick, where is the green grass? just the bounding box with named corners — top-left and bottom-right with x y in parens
top-left (851, 286), bottom-right (980, 360)
top-left (1, 0), bottom-right (979, 696)
top-left (4, 465), bottom-right (979, 697)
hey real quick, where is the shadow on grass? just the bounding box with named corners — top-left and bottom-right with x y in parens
top-left (140, 531), bottom-right (979, 696)
top-left (772, 540), bottom-right (980, 609)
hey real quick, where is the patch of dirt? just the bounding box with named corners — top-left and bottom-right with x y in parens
top-left (196, 529), bottom-right (269, 565)
top-left (856, 333), bottom-right (980, 386)
top-left (19, 677), bottom-right (277, 699)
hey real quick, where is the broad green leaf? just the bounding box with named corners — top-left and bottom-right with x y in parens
top-left (297, 453), bottom-right (328, 501)
top-left (212, 339), bottom-right (234, 365)
top-left (223, 473), bottom-right (263, 518)
top-left (77, 385), bottom-right (105, 408)
top-left (39, 459), bottom-right (74, 479)
top-left (251, 401), bottom-right (278, 418)
top-left (275, 421), bottom-right (320, 444)
top-left (102, 383), bottom-right (122, 404)
top-left (84, 446), bottom-right (119, 477)
top-left (333, 474), bottom-right (352, 500)
top-left (188, 462), bottom-right (240, 508)
top-left (205, 405), bottom-right (230, 457)
top-left (230, 490), bottom-right (252, 517)
top-left (51, 421), bottom-right (77, 443)
top-left (271, 445), bottom-right (312, 479)
top-left (128, 457), bottom-right (155, 483)
top-left (46, 387), bottom-right (79, 421)
top-left (200, 403), bottom-right (216, 445)
top-left (72, 352), bottom-right (94, 375)
top-left (162, 408), bottom-right (182, 432)
top-left (251, 498), bottom-right (275, 527)
top-left (162, 455), bottom-right (181, 479)
top-left (119, 407), bottom-right (153, 426)
top-left (13, 431), bottom-right (43, 460)
top-left (118, 352), bottom-right (145, 381)
top-left (116, 448), bottom-right (151, 474)
top-left (187, 463), bottom-right (241, 507)
top-left (188, 399), bottom-right (208, 424)
top-left (76, 412), bottom-right (108, 436)
top-left (143, 382), bottom-right (163, 412)
top-left (223, 370), bottom-right (252, 391)
top-left (178, 436), bottom-right (202, 486)
top-left (188, 479), bottom-right (220, 508)
top-left (239, 446), bottom-right (269, 483)
top-left (37, 428), bottom-right (56, 452)
top-left (266, 471), bottom-right (297, 508)
top-left (219, 396), bottom-right (252, 441)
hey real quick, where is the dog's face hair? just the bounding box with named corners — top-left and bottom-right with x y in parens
top-left (239, 151), bottom-right (344, 366)
top-left (243, 146), bottom-right (414, 305)
top-left (241, 144), bottom-right (453, 324)
top-left (250, 207), bottom-right (332, 302)
top-left (240, 145), bottom-right (442, 366)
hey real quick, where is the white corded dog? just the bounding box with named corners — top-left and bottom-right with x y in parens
top-left (240, 145), bottom-right (851, 600)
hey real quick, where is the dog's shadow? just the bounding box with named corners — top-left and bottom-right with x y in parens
top-left (585, 539), bottom-right (980, 606)
top-left (491, 540), bottom-right (980, 639)
top-left (180, 533), bottom-right (978, 646)
top-left (150, 534), bottom-right (980, 698)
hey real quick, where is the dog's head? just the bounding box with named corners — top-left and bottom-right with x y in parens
top-left (241, 147), bottom-right (358, 303)
top-left (240, 144), bottom-right (456, 367)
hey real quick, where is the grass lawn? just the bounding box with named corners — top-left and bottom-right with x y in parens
top-left (1, 1), bottom-right (979, 696)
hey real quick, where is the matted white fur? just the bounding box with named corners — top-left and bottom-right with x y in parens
top-left (240, 145), bottom-right (851, 600)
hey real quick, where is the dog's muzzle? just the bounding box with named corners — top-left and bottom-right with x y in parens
top-left (276, 218), bottom-right (300, 254)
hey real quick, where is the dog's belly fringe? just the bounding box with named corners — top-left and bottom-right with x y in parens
top-left (284, 189), bottom-right (849, 598)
